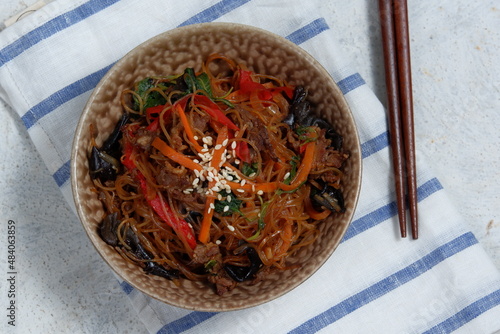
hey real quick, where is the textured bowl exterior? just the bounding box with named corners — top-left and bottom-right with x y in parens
top-left (71, 23), bottom-right (361, 312)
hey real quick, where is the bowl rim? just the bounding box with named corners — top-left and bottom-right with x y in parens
top-left (70, 21), bottom-right (362, 311)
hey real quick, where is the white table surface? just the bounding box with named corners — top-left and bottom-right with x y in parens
top-left (1, 1), bottom-right (499, 333)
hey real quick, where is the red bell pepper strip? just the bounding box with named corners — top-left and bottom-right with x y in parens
top-left (235, 141), bottom-right (251, 164)
top-left (237, 70), bottom-right (294, 100)
top-left (192, 94), bottom-right (239, 131)
top-left (122, 139), bottom-right (197, 251)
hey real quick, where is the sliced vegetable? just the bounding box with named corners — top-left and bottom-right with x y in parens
top-left (152, 137), bottom-right (202, 172)
top-left (199, 126), bottom-right (230, 243)
top-left (123, 140), bottom-right (197, 251)
top-left (193, 95), bottom-right (239, 131)
top-left (214, 190), bottom-right (242, 216)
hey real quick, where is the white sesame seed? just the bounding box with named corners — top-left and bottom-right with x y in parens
top-left (215, 144), bottom-right (222, 150)
top-left (215, 240), bottom-right (221, 245)
top-left (252, 184), bottom-right (256, 192)
top-left (201, 147), bottom-right (209, 153)
top-left (227, 225), bottom-right (235, 231)
top-left (249, 172), bottom-right (256, 178)
top-left (194, 136), bottom-right (199, 140)
top-left (236, 189), bottom-right (245, 193)
top-left (210, 203), bottom-right (215, 209)
top-left (284, 172), bottom-right (291, 180)
top-left (211, 186), bottom-right (221, 192)
top-left (222, 138), bottom-right (229, 147)
top-left (223, 205), bottom-right (230, 212)
top-left (193, 159), bottom-right (200, 164)
top-left (208, 207), bottom-right (212, 213)
top-left (257, 190), bottom-right (264, 195)
top-left (227, 196), bottom-right (232, 203)
top-left (218, 194), bottom-right (223, 200)
top-left (183, 188), bottom-right (193, 194)
top-left (241, 179), bottom-right (246, 186)
top-left (192, 178), bottom-right (200, 186)
top-left (231, 141), bottom-right (237, 149)
top-left (226, 175), bottom-right (233, 181)
top-left (235, 159), bottom-right (240, 165)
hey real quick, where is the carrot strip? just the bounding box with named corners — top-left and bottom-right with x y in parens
top-left (198, 196), bottom-right (215, 244)
top-left (174, 103), bottom-right (203, 153)
top-left (198, 126), bottom-right (230, 243)
top-left (224, 141), bottom-right (317, 193)
top-left (279, 141), bottom-right (316, 191)
top-left (151, 137), bottom-right (202, 172)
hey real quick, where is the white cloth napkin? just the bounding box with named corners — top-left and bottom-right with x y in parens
top-left (1, 0), bottom-right (499, 333)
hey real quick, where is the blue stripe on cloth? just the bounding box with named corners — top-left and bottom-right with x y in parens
top-left (53, 160), bottom-right (71, 187)
top-left (177, 0), bottom-right (252, 27)
top-left (361, 131), bottom-right (389, 158)
top-left (285, 18), bottom-right (329, 45)
top-left (423, 288), bottom-right (500, 334)
top-left (120, 281), bottom-right (134, 295)
top-left (288, 232), bottom-right (479, 334)
top-left (157, 312), bottom-right (219, 334)
top-left (0, 0), bottom-right (120, 66)
top-left (337, 73), bottom-right (366, 95)
top-left (21, 64), bottom-right (114, 129)
top-left (342, 177), bottom-right (443, 242)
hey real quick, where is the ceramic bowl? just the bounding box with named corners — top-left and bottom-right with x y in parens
top-left (71, 22), bottom-right (362, 311)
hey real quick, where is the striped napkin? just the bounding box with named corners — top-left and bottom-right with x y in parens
top-left (1, 0), bottom-right (499, 333)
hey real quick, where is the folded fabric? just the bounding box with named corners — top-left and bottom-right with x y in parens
top-left (1, 0), bottom-right (499, 333)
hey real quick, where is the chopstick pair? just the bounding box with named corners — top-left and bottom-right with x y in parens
top-left (378, 0), bottom-right (418, 239)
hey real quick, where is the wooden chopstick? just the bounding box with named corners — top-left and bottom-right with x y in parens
top-left (378, 0), bottom-right (418, 239)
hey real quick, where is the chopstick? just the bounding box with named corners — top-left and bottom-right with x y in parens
top-left (378, 0), bottom-right (418, 239)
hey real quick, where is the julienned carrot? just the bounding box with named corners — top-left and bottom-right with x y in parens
top-left (199, 196), bottom-right (216, 244)
top-left (151, 137), bottom-right (202, 172)
top-left (225, 141), bottom-right (317, 193)
top-left (174, 103), bottom-right (203, 153)
top-left (279, 141), bottom-right (316, 191)
top-left (198, 126), bottom-right (230, 243)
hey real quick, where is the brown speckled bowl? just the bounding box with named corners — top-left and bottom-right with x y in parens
top-left (71, 22), bottom-right (362, 312)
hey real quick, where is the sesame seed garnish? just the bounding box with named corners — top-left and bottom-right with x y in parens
top-left (215, 240), bottom-right (221, 245)
top-left (231, 141), bottom-right (237, 149)
top-left (284, 172), bottom-right (290, 180)
top-left (194, 136), bottom-right (199, 140)
top-left (235, 159), bottom-right (240, 165)
top-left (215, 144), bottom-right (222, 150)
top-left (223, 205), bottom-right (230, 212)
top-left (236, 189), bottom-right (245, 193)
top-left (222, 138), bottom-right (229, 147)
top-left (210, 203), bottom-right (215, 209)
top-left (227, 196), bottom-right (232, 203)
top-left (249, 172), bottom-right (256, 178)
top-left (227, 225), bottom-right (235, 232)
top-left (257, 190), bottom-right (264, 195)
top-left (241, 179), bottom-right (246, 186)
